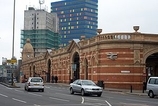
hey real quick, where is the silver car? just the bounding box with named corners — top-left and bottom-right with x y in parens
top-left (69, 79), bottom-right (103, 97)
top-left (24, 77), bottom-right (44, 92)
top-left (146, 77), bottom-right (158, 98)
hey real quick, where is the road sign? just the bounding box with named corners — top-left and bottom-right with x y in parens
top-left (7, 59), bottom-right (17, 64)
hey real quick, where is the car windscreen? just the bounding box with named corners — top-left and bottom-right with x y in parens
top-left (82, 80), bottom-right (96, 85)
top-left (31, 78), bottom-right (43, 82)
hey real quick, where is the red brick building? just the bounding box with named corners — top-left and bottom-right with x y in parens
top-left (21, 27), bottom-right (158, 90)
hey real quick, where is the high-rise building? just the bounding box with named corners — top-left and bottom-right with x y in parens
top-left (21, 7), bottom-right (60, 56)
top-left (51, 0), bottom-right (98, 46)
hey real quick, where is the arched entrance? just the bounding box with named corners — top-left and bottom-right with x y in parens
top-left (72, 52), bottom-right (80, 80)
top-left (46, 59), bottom-right (51, 82)
top-left (84, 58), bottom-right (88, 79)
top-left (33, 66), bottom-right (35, 77)
top-left (146, 53), bottom-right (158, 80)
top-left (29, 66), bottom-right (31, 77)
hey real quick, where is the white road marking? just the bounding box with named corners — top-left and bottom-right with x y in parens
top-left (0, 93), bottom-right (8, 98)
top-left (55, 93), bottom-right (73, 97)
top-left (44, 86), bottom-right (50, 88)
top-left (105, 100), bottom-right (112, 106)
top-left (126, 98), bottom-right (158, 104)
top-left (15, 89), bottom-right (23, 92)
top-left (12, 98), bottom-right (27, 103)
top-left (34, 104), bottom-right (41, 106)
top-left (81, 97), bottom-right (84, 104)
top-left (28, 93), bottom-right (42, 97)
top-left (6, 87), bottom-right (12, 90)
top-left (49, 97), bottom-right (69, 102)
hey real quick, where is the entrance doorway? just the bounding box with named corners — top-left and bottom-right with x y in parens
top-left (85, 58), bottom-right (88, 79)
top-left (47, 59), bottom-right (51, 82)
top-left (146, 53), bottom-right (158, 80)
top-left (73, 52), bottom-right (80, 80)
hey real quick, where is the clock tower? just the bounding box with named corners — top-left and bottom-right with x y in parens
top-left (21, 38), bottom-right (34, 62)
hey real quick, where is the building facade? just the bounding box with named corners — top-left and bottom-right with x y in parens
top-left (21, 27), bottom-right (158, 90)
top-left (51, 0), bottom-right (98, 46)
top-left (21, 7), bottom-right (60, 56)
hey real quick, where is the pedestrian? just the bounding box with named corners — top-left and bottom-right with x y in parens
top-left (52, 76), bottom-right (54, 83)
top-left (54, 76), bottom-right (58, 83)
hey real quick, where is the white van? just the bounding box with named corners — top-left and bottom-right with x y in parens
top-left (146, 77), bottom-right (158, 98)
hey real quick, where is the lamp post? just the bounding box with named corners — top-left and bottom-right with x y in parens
top-left (12, 0), bottom-right (15, 58)
top-left (11, 0), bottom-right (16, 86)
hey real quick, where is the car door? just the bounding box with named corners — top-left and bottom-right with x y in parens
top-left (154, 79), bottom-right (158, 95)
top-left (71, 80), bottom-right (78, 92)
top-left (75, 80), bottom-right (82, 93)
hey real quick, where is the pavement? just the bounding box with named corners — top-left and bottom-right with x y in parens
top-left (0, 82), bottom-right (148, 96)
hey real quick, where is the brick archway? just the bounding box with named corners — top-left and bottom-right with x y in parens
top-left (71, 52), bottom-right (80, 80)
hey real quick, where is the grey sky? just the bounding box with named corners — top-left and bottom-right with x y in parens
top-left (0, 0), bottom-right (158, 64)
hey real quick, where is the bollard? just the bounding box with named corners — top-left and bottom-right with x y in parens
top-left (130, 85), bottom-right (132, 93)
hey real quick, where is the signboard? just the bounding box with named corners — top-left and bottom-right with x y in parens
top-left (7, 59), bottom-right (17, 64)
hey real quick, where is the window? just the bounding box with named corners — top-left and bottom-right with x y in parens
top-left (71, 26), bottom-right (74, 29)
top-left (84, 8), bottom-right (87, 11)
top-left (64, 35), bottom-right (67, 38)
top-left (155, 79), bottom-right (158, 84)
top-left (149, 78), bottom-right (155, 84)
top-left (84, 16), bottom-right (87, 19)
top-left (61, 11), bottom-right (64, 14)
top-left (64, 43), bottom-right (66, 46)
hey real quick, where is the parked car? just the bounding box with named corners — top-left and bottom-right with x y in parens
top-left (146, 77), bottom-right (158, 98)
top-left (69, 79), bottom-right (103, 97)
top-left (24, 77), bottom-right (44, 92)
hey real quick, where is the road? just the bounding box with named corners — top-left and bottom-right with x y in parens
top-left (0, 83), bottom-right (158, 106)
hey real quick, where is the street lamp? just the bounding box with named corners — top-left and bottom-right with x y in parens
top-left (11, 0), bottom-right (16, 86)
top-left (12, 0), bottom-right (15, 58)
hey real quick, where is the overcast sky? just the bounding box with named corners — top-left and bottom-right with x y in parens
top-left (0, 0), bottom-right (158, 64)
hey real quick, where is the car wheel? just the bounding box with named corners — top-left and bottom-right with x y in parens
top-left (27, 88), bottom-right (30, 92)
top-left (97, 93), bottom-right (102, 97)
top-left (149, 91), bottom-right (154, 98)
top-left (42, 89), bottom-right (44, 92)
top-left (81, 89), bottom-right (85, 96)
top-left (24, 87), bottom-right (27, 91)
top-left (70, 88), bottom-right (74, 94)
